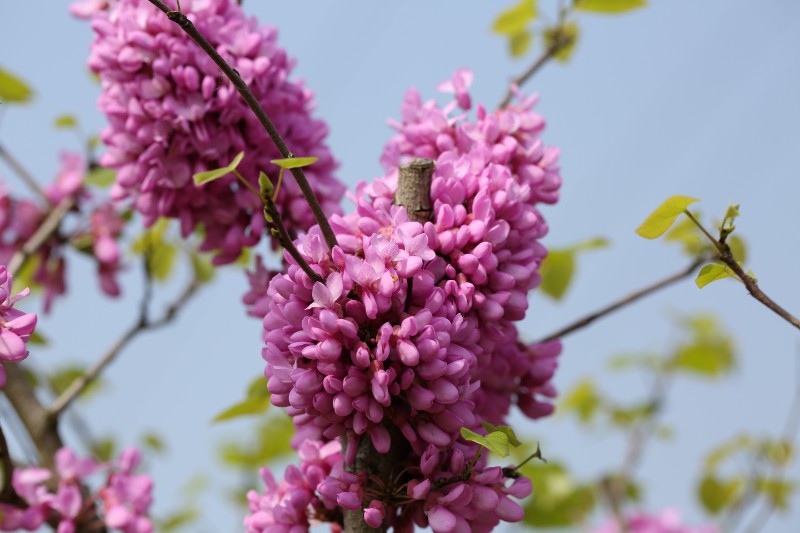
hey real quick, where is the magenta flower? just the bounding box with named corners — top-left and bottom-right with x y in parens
top-left (592, 509), bottom-right (719, 533)
top-left (76, 0), bottom-right (345, 264)
top-left (0, 265), bottom-right (37, 387)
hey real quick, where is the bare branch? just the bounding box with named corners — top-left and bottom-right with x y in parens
top-left (536, 257), bottom-right (706, 344)
top-left (48, 276), bottom-right (201, 419)
top-left (0, 143), bottom-right (49, 204)
top-left (7, 196), bottom-right (75, 277)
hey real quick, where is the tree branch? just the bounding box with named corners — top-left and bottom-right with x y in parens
top-left (47, 276), bottom-right (201, 419)
top-left (144, 0), bottom-right (338, 251)
top-left (0, 143), bottom-right (49, 204)
top-left (0, 422), bottom-right (23, 505)
top-left (342, 159), bottom-right (435, 533)
top-left (7, 196), bottom-right (75, 278)
top-left (536, 257), bottom-right (706, 344)
top-left (498, 23), bottom-right (573, 109)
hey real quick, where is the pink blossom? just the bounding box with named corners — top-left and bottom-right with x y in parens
top-left (0, 265), bottom-right (37, 387)
top-left (76, 0), bottom-right (345, 264)
top-left (592, 509), bottom-right (719, 533)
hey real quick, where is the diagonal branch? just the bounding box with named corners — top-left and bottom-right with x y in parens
top-left (145, 0), bottom-right (338, 251)
top-left (7, 196), bottom-right (75, 278)
top-left (536, 257), bottom-right (706, 344)
top-left (0, 143), bottom-right (50, 204)
top-left (47, 276), bottom-right (202, 419)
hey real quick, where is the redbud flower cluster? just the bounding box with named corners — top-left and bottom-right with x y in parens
top-left (0, 447), bottom-right (153, 533)
top-left (1, 153), bottom-right (127, 310)
top-left (0, 265), bottom-right (37, 388)
top-left (74, 0), bottom-right (345, 264)
top-left (591, 508), bottom-right (719, 533)
top-left (248, 71), bottom-right (562, 531)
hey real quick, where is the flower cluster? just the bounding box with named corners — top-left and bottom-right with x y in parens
top-left (1, 153), bottom-right (128, 311)
top-left (591, 509), bottom-right (719, 533)
top-left (74, 0), bottom-right (345, 264)
top-left (0, 265), bottom-right (37, 387)
top-left (247, 70), bottom-right (562, 531)
top-left (0, 447), bottom-right (153, 532)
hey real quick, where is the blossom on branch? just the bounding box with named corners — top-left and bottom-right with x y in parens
top-left (0, 265), bottom-right (37, 387)
top-left (75, 0), bottom-right (345, 264)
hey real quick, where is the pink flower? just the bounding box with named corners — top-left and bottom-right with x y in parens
top-left (0, 265), bottom-right (37, 387)
top-left (76, 0), bottom-right (345, 264)
top-left (592, 509), bottom-right (719, 533)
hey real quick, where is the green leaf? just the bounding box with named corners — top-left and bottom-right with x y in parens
top-left (141, 431), bottom-right (167, 454)
top-left (521, 462), bottom-right (596, 527)
top-left (28, 329), bottom-right (48, 346)
top-left (539, 249), bottom-right (575, 300)
top-left (190, 252), bottom-right (215, 283)
top-left (481, 422), bottom-right (522, 447)
top-left (132, 219), bottom-right (177, 282)
top-left (664, 214), bottom-right (706, 256)
top-left (636, 195), bottom-right (699, 239)
top-left (91, 436), bottom-right (116, 462)
top-left (53, 114), bottom-right (78, 129)
top-left (559, 379), bottom-right (601, 423)
top-left (258, 171), bottom-right (274, 201)
top-left (756, 478), bottom-right (795, 510)
top-left (270, 156), bottom-right (318, 170)
top-left (606, 352), bottom-right (662, 372)
top-left (704, 434), bottom-right (753, 471)
top-left (193, 151), bottom-right (244, 185)
top-left (219, 415), bottom-right (294, 468)
top-left (460, 427), bottom-right (512, 457)
top-left (721, 203), bottom-right (740, 231)
top-left (212, 376), bottom-right (270, 423)
top-left (575, 0), bottom-right (647, 14)
top-left (543, 23), bottom-right (580, 62)
top-left (673, 315), bottom-right (736, 377)
top-left (763, 439), bottom-right (793, 468)
top-left (727, 235), bottom-right (747, 263)
top-left (0, 66), bottom-right (33, 103)
top-left (84, 167), bottom-right (116, 188)
top-left (48, 365), bottom-right (104, 400)
top-left (159, 506), bottom-right (200, 532)
top-left (509, 28), bottom-right (533, 58)
top-left (695, 263), bottom-right (734, 288)
top-left (492, 0), bottom-right (537, 35)
top-left (539, 237), bottom-right (607, 300)
top-left (699, 475), bottom-right (744, 514)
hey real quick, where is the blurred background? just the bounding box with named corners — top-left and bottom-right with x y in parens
top-left (1, 0), bottom-right (799, 531)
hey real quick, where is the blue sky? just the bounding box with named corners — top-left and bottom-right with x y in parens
top-left (1, 1), bottom-right (800, 531)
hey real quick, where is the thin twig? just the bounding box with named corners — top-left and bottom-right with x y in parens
top-left (536, 257), bottom-right (706, 344)
top-left (47, 277), bottom-right (201, 419)
top-left (264, 198), bottom-right (323, 283)
top-left (685, 210), bottom-right (800, 331)
top-left (0, 143), bottom-right (49, 203)
top-left (498, 21), bottom-right (573, 109)
top-left (7, 196), bottom-right (75, 277)
top-left (739, 351), bottom-right (800, 533)
top-left (145, 0), bottom-right (338, 251)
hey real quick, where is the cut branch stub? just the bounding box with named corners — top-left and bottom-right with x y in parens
top-left (394, 158), bottom-right (435, 223)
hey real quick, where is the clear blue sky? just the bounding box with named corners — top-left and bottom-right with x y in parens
top-left (1, 1), bottom-right (800, 531)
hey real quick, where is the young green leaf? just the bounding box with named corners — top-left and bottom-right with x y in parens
top-left (492, 0), bottom-right (537, 35)
top-left (539, 249), bottom-right (575, 300)
top-left (635, 195), bottom-right (699, 239)
top-left (481, 422), bottom-right (522, 447)
top-left (258, 171), bottom-right (274, 200)
top-left (0, 66), bottom-right (34, 103)
top-left (270, 156), bottom-right (319, 170)
top-left (190, 251), bottom-right (215, 283)
top-left (84, 167), bottom-right (116, 188)
top-left (193, 151), bottom-right (245, 185)
top-left (460, 427), bottom-right (512, 457)
top-left (510, 28), bottom-right (533, 57)
top-left (543, 23), bottom-right (580, 62)
top-left (575, 0), bottom-right (647, 14)
top-left (54, 114), bottom-right (78, 129)
top-left (695, 263), bottom-right (734, 288)
top-left (212, 376), bottom-right (270, 423)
